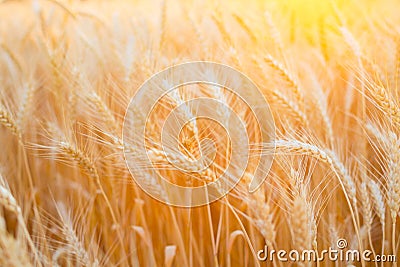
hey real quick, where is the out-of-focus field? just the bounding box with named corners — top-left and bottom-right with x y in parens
top-left (0, 0), bottom-right (399, 266)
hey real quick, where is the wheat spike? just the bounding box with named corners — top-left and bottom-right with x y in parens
top-left (271, 90), bottom-right (308, 126)
top-left (0, 185), bottom-right (21, 214)
top-left (290, 194), bottom-right (313, 251)
top-left (263, 55), bottom-right (303, 106)
top-left (368, 180), bottom-right (386, 226)
top-left (59, 141), bottom-right (100, 181)
top-left (275, 140), bottom-right (357, 206)
top-left (360, 182), bottom-right (373, 231)
top-left (0, 104), bottom-right (21, 139)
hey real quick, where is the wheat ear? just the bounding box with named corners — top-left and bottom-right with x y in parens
top-left (263, 55), bottom-right (303, 106)
top-left (55, 203), bottom-right (92, 266)
top-left (0, 182), bottom-right (41, 266)
top-left (385, 135), bottom-right (400, 258)
top-left (0, 216), bottom-right (32, 266)
top-left (365, 123), bottom-right (399, 222)
top-left (83, 92), bottom-right (118, 133)
top-left (360, 182), bottom-right (373, 231)
top-left (275, 140), bottom-right (357, 206)
top-left (264, 11), bottom-right (283, 55)
top-left (0, 185), bottom-right (21, 214)
top-left (16, 84), bottom-right (35, 132)
top-left (232, 13), bottom-right (257, 42)
top-left (290, 194), bottom-right (313, 251)
top-left (360, 181), bottom-right (378, 262)
top-left (271, 90), bottom-right (308, 126)
top-left (0, 104), bottom-right (21, 140)
top-left (369, 86), bottom-right (400, 128)
top-left (386, 144), bottom-right (400, 223)
top-left (57, 140), bottom-right (127, 258)
top-left (274, 139), bottom-right (363, 252)
top-left (212, 10), bottom-right (241, 67)
top-left (248, 188), bottom-right (276, 247)
top-left (365, 122), bottom-right (398, 258)
top-left (368, 180), bottom-right (386, 260)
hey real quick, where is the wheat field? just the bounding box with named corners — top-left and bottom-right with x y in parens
top-left (0, 0), bottom-right (399, 266)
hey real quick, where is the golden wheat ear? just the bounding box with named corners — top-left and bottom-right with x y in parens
top-left (0, 173), bottom-right (42, 266)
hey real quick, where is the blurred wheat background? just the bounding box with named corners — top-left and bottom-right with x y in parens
top-left (0, 0), bottom-right (399, 266)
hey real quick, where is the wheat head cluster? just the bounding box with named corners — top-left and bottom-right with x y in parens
top-left (0, 0), bottom-right (399, 266)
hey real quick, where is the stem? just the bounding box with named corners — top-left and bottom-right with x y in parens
top-left (392, 222), bottom-right (397, 267)
top-left (18, 213), bottom-right (42, 267)
top-left (331, 168), bottom-right (364, 267)
top-left (368, 230), bottom-right (378, 267)
top-left (168, 206), bottom-right (189, 267)
top-left (381, 225), bottom-right (385, 267)
top-left (94, 180), bottom-right (129, 264)
top-left (225, 198), bottom-right (260, 267)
